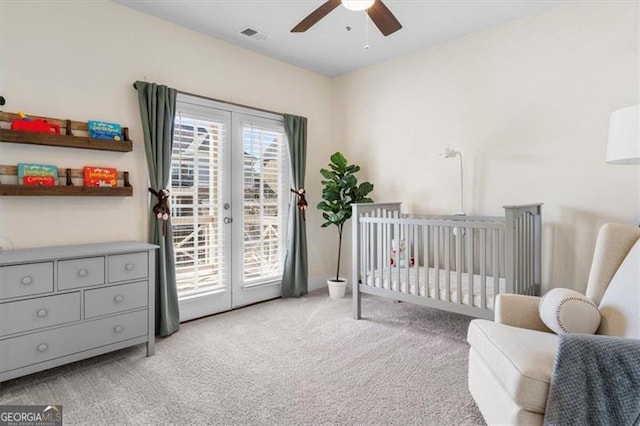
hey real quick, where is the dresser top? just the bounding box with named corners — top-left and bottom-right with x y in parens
top-left (0, 241), bottom-right (158, 265)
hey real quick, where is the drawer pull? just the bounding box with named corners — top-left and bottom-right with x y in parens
top-left (78, 269), bottom-right (89, 278)
top-left (125, 263), bottom-right (135, 272)
top-left (37, 343), bottom-right (49, 352)
top-left (36, 309), bottom-right (49, 318)
top-left (114, 295), bottom-right (125, 304)
top-left (21, 276), bottom-right (33, 285)
top-left (114, 325), bottom-right (124, 333)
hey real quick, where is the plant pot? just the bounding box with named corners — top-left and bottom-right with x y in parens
top-left (327, 278), bottom-right (347, 299)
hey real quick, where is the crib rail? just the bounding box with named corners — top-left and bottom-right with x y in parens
top-left (352, 202), bottom-right (542, 320)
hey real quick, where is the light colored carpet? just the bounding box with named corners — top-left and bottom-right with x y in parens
top-left (0, 290), bottom-right (484, 425)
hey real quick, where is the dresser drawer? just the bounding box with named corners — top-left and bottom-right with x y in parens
top-left (0, 262), bottom-right (54, 300)
top-left (58, 257), bottom-right (105, 290)
top-left (0, 310), bottom-right (148, 372)
top-left (108, 252), bottom-right (148, 283)
top-left (84, 281), bottom-right (148, 319)
top-left (0, 292), bottom-right (80, 336)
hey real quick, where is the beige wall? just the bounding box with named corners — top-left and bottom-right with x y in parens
top-left (2, 1), bottom-right (638, 294)
top-left (333, 2), bottom-right (639, 293)
top-left (0, 1), bottom-right (338, 286)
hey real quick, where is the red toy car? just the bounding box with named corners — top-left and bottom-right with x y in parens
top-left (11, 119), bottom-right (61, 135)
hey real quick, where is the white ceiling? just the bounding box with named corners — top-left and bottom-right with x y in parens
top-left (115, 0), bottom-right (565, 77)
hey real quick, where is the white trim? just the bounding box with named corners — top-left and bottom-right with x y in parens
top-left (178, 93), bottom-right (283, 123)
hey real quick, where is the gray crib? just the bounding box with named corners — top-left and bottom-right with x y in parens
top-left (352, 202), bottom-right (542, 320)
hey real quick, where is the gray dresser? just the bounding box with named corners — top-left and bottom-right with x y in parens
top-left (0, 242), bottom-right (157, 382)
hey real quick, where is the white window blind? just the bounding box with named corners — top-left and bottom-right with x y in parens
top-left (171, 111), bottom-right (228, 296)
top-left (242, 122), bottom-right (289, 282)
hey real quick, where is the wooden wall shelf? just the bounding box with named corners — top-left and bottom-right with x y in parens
top-left (0, 129), bottom-right (132, 152)
top-left (0, 112), bottom-right (132, 152)
top-left (0, 166), bottom-right (132, 197)
top-left (0, 185), bottom-right (133, 197)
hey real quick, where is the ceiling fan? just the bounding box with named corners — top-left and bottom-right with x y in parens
top-left (291, 0), bottom-right (402, 37)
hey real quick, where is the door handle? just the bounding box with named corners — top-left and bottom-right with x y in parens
top-left (224, 217), bottom-right (233, 224)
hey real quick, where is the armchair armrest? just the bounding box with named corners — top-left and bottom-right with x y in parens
top-left (495, 294), bottom-right (552, 333)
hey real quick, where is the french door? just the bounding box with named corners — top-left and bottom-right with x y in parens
top-left (170, 94), bottom-right (289, 322)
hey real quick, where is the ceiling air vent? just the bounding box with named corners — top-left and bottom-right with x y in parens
top-left (239, 27), bottom-right (271, 41)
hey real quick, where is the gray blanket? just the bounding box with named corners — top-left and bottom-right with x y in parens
top-left (544, 333), bottom-right (640, 426)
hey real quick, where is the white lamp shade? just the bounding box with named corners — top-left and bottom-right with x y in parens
top-left (342, 0), bottom-right (375, 11)
top-left (606, 105), bottom-right (639, 164)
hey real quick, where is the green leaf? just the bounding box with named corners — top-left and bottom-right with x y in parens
top-left (344, 174), bottom-right (357, 188)
top-left (358, 182), bottom-right (374, 198)
top-left (330, 152), bottom-right (347, 171)
top-left (328, 163), bottom-right (341, 172)
top-left (320, 169), bottom-right (335, 180)
top-left (316, 201), bottom-right (332, 211)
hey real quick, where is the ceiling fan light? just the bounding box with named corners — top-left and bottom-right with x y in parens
top-left (342, 0), bottom-right (375, 12)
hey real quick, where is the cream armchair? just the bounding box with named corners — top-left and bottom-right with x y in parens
top-left (467, 223), bottom-right (640, 425)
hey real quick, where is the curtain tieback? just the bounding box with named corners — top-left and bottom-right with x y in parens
top-left (149, 188), bottom-right (171, 236)
top-left (290, 188), bottom-right (308, 221)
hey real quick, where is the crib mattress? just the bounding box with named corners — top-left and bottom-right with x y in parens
top-left (365, 267), bottom-right (505, 309)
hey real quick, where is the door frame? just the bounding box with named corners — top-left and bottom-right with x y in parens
top-left (174, 93), bottom-right (289, 321)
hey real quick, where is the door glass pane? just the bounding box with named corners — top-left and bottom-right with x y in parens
top-left (242, 125), bottom-right (288, 282)
top-left (171, 113), bottom-right (227, 296)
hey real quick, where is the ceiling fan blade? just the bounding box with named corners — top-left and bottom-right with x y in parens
top-left (367, 0), bottom-right (402, 36)
top-left (291, 0), bottom-right (342, 33)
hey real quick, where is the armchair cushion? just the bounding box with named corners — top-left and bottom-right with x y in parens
top-left (538, 288), bottom-right (601, 335)
top-left (586, 223), bottom-right (640, 305)
top-left (597, 239), bottom-right (640, 338)
top-left (467, 319), bottom-right (558, 413)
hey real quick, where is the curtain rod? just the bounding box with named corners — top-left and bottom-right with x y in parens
top-left (133, 83), bottom-right (284, 117)
top-left (177, 90), bottom-right (284, 117)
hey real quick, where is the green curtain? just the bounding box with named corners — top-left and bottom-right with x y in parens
top-left (282, 114), bottom-right (308, 298)
top-left (134, 81), bottom-right (180, 337)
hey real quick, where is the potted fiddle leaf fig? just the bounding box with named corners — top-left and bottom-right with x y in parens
top-left (318, 152), bottom-right (374, 299)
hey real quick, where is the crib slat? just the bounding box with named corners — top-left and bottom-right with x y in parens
top-left (362, 214), bottom-right (367, 285)
top-left (493, 228), bottom-right (499, 302)
top-left (414, 224), bottom-right (420, 296)
top-left (377, 218), bottom-right (383, 290)
top-left (434, 226), bottom-right (440, 300)
top-left (424, 225), bottom-right (430, 298)
top-left (404, 224), bottom-right (410, 294)
top-left (480, 229), bottom-right (486, 309)
top-left (369, 219), bottom-right (374, 288)
top-left (394, 212), bottom-right (401, 293)
top-left (525, 215), bottom-right (528, 295)
top-left (467, 227), bottom-right (473, 307)
top-left (456, 227), bottom-right (462, 304)
top-left (524, 215), bottom-right (528, 295)
top-left (387, 211), bottom-right (392, 289)
top-left (518, 216), bottom-right (523, 295)
top-left (529, 214), bottom-right (534, 295)
top-left (360, 219), bottom-right (365, 285)
top-left (445, 227), bottom-right (451, 302)
top-left (517, 216), bottom-right (521, 295)
top-left (363, 213), bottom-right (369, 285)
top-left (534, 210), bottom-right (542, 295)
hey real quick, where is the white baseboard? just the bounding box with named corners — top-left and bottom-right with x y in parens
top-left (308, 276), bottom-right (327, 292)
